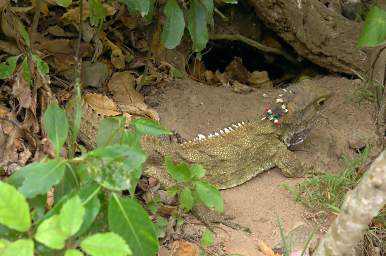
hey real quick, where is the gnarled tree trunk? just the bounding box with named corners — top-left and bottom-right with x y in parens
top-left (247, 0), bottom-right (369, 75)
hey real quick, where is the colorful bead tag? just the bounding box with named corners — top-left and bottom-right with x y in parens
top-left (262, 103), bottom-right (288, 125)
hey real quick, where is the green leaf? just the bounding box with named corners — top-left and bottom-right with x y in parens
top-left (32, 54), bottom-right (49, 75)
top-left (222, 0), bottom-right (237, 4)
top-left (0, 56), bottom-right (19, 80)
top-left (180, 187), bottom-right (194, 211)
top-left (194, 181), bottom-right (224, 213)
top-left (65, 249), bottom-right (84, 256)
top-left (59, 196), bottom-right (85, 237)
top-left (34, 215), bottom-right (67, 249)
top-left (120, 0), bottom-right (150, 17)
top-left (80, 232), bottom-right (132, 256)
top-left (19, 159), bottom-right (66, 198)
top-left (190, 164), bottom-right (205, 179)
top-left (76, 185), bottom-right (101, 236)
top-left (162, 0), bottom-right (185, 49)
top-left (154, 217), bottom-right (168, 238)
top-left (55, 0), bottom-right (72, 8)
top-left (96, 117), bottom-right (126, 147)
top-left (21, 57), bottom-right (31, 83)
top-left (0, 238), bottom-right (10, 249)
top-left (187, 0), bottom-right (209, 52)
top-left (43, 104), bottom-right (69, 156)
top-left (132, 118), bottom-right (172, 136)
top-left (28, 195), bottom-right (47, 222)
top-left (358, 6), bottom-right (386, 48)
top-left (18, 23), bottom-right (30, 47)
top-left (0, 182), bottom-right (31, 232)
top-left (201, 0), bottom-right (214, 27)
top-left (121, 130), bottom-right (141, 148)
top-left (89, 0), bottom-right (107, 27)
top-left (1, 239), bottom-right (34, 256)
top-left (166, 186), bottom-right (179, 197)
top-left (40, 183), bottom-right (100, 236)
top-left (71, 83), bottom-right (82, 147)
top-left (86, 145), bottom-right (146, 191)
top-left (108, 194), bottom-right (158, 256)
top-left (201, 229), bottom-right (214, 248)
top-left (165, 158), bottom-right (192, 182)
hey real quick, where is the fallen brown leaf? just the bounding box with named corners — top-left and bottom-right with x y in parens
top-left (83, 93), bottom-right (121, 116)
top-left (171, 240), bottom-right (200, 256)
top-left (257, 240), bottom-right (280, 256)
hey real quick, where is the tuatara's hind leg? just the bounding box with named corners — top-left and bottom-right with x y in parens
top-left (274, 144), bottom-right (316, 178)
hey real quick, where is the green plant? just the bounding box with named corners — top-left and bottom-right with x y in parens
top-left (0, 102), bottom-right (224, 255)
top-left (284, 147), bottom-right (369, 212)
top-left (165, 158), bottom-right (223, 213)
top-left (357, 5), bottom-right (386, 107)
top-left (357, 6), bottom-right (386, 48)
top-left (285, 147), bottom-right (385, 254)
top-left (277, 219), bottom-right (315, 256)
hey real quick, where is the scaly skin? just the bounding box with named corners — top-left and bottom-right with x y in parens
top-left (71, 79), bottom-right (331, 189)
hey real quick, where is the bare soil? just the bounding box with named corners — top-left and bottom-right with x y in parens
top-left (145, 76), bottom-right (380, 255)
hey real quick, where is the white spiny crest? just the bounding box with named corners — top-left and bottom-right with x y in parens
top-left (182, 120), bottom-right (250, 146)
top-left (197, 133), bottom-right (206, 140)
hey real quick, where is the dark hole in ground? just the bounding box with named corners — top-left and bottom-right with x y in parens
top-left (198, 39), bottom-right (327, 83)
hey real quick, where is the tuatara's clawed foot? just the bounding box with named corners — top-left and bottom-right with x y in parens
top-left (303, 165), bottom-right (326, 178)
top-left (191, 205), bottom-right (250, 232)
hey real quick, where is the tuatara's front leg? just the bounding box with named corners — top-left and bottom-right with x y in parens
top-left (192, 205), bottom-right (250, 232)
top-left (273, 142), bottom-right (319, 178)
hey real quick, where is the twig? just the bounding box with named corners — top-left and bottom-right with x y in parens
top-left (74, 0), bottom-right (84, 80)
top-left (209, 33), bottom-right (300, 65)
top-left (68, 0), bottom-right (84, 158)
top-left (214, 7), bottom-right (227, 20)
top-left (26, 0), bottom-right (41, 86)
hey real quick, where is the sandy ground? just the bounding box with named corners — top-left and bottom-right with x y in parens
top-left (145, 76), bottom-right (379, 255)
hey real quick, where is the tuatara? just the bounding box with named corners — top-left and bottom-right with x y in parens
top-left (71, 78), bottom-right (330, 189)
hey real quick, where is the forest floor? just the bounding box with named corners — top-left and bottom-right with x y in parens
top-left (145, 75), bottom-right (380, 255)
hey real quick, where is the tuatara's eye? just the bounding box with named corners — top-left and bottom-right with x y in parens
top-left (316, 97), bottom-right (326, 106)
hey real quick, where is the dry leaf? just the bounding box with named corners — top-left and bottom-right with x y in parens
top-left (1, 7), bottom-right (21, 41)
top-left (83, 93), bottom-right (120, 116)
top-left (39, 39), bottom-right (74, 54)
top-left (257, 240), bottom-right (280, 256)
top-left (12, 72), bottom-right (32, 109)
top-left (224, 57), bottom-right (250, 84)
top-left (107, 71), bottom-right (143, 104)
top-left (99, 32), bottom-right (125, 69)
top-left (0, 0), bottom-right (8, 10)
top-left (32, 0), bottom-right (49, 15)
top-left (82, 61), bottom-right (109, 88)
top-left (0, 39), bottom-right (21, 55)
top-left (171, 240), bottom-right (199, 256)
top-left (248, 71), bottom-right (272, 88)
top-left (61, 1), bottom-right (116, 23)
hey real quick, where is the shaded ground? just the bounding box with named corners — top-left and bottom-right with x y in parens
top-left (145, 76), bottom-right (380, 255)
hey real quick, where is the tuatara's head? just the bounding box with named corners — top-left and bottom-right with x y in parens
top-left (279, 79), bottom-right (331, 148)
